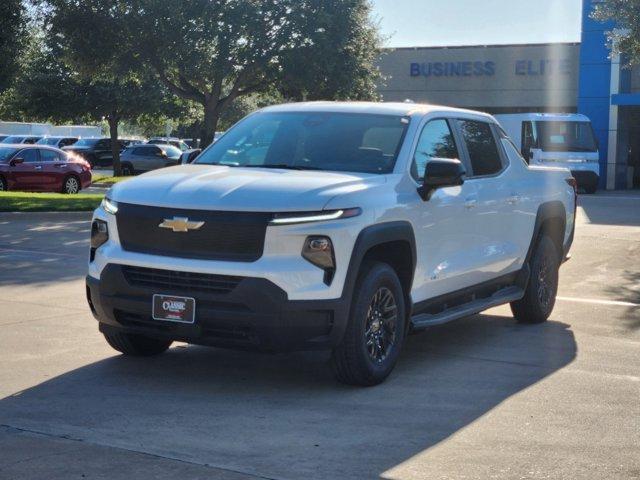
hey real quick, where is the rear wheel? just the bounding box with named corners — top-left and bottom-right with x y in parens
top-left (511, 235), bottom-right (559, 324)
top-left (331, 261), bottom-right (406, 386)
top-left (103, 331), bottom-right (172, 356)
top-left (62, 175), bottom-right (80, 194)
top-left (121, 163), bottom-right (133, 176)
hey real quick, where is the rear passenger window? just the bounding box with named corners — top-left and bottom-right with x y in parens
top-left (411, 119), bottom-right (459, 180)
top-left (132, 146), bottom-right (156, 156)
top-left (40, 149), bottom-right (60, 162)
top-left (458, 120), bottom-right (502, 176)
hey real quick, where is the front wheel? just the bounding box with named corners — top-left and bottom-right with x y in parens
top-left (331, 261), bottom-right (406, 386)
top-left (511, 235), bottom-right (560, 324)
top-left (103, 331), bottom-right (172, 356)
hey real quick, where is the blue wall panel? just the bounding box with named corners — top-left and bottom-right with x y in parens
top-left (577, 0), bottom-right (615, 188)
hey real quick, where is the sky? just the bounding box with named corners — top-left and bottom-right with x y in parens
top-left (370, 0), bottom-right (583, 48)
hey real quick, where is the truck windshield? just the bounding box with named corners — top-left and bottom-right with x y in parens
top-left (535, 121), bottom-right (597, 152)
top-left (195, 111), bottom-right (409, 174)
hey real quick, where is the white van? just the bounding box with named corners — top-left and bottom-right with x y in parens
top-left (495, 113), bottom-right (600, 193)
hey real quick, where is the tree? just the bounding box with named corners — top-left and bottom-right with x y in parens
top-left (0, 0), bottom-right (27, 93)
top-left (279, 0), bottom-right (382, 101)
top-left (43, 0), bottom-right (382, 147)
top-left (592, 0), bottom-right (640, 64)
top-left (10, 37), bottom-right (185, 175)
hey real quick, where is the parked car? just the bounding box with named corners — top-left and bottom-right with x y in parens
top-left (120, 144), bottom-right (182, 175)
top-left (0, 144), bottom-right (92, 193)
top-left (87, 102), bottom-right (576, 386)
top-left (1, 135), bottom-right (42, 145)
top-left (37, 136), bottom-right (79, 148)
top-left (62, 137), bottom-right (125, 168)
top-left (182, 138), bottom-right (198, 149)
top-left (148, 137), bottom-right (190, 151)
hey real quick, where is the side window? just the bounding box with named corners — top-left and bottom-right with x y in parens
top-left (458, 120), bottom-right (502, 176)
top-left (40, 149), bottom-right (60, 162)
top-left (20, 149), bottom-right (40, 163)
top-left (411, 119), bottom-right (459, 180)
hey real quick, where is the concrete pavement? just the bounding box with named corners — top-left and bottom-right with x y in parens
top-left (0, 193), bottom-right (638, 479)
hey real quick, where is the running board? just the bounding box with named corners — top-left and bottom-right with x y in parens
top-left (410, 286), bottom-right (525, 330)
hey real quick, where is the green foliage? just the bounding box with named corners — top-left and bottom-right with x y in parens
top-left (280, 0), bottom-right (382, 101)
top-left (592, 0), bottom-right (640, 65)
top-left (42, 0), bottom-right (383, 146)
top-left (0, 0), bottom-right (26, 93)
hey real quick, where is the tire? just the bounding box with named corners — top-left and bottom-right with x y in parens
top-left (331, 261), bottom-right (406, 386)
top-left (62, 175), bottom-right (80, 194)
top-left (510, 236), bottom-right (559, 324)
top-left (103, 331), bottom-right (172, 356)
top-left (0, 175), bottom-right (7, 191)
top-left (121, 163), bottom-right (133, 176)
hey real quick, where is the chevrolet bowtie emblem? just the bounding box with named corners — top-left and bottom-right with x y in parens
top-left (159, 216), bottom-right (205, 233)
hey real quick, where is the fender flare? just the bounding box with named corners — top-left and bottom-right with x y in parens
top-left (330, 221), bottom-right (417, 344)
top-left (525, 201), bottom-right (567, 265)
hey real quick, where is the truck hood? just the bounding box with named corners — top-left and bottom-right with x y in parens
top-left (108, 164), bottom-right (385, 212)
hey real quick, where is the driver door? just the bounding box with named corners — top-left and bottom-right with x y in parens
top-left (407, 118), bottom-right (481, 302)
top-left (10, 148), bottom-right (42, 190)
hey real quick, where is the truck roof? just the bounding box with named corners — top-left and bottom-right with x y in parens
top-left (261, 101), bottom-right (495, 120)
top-left (494, 112), bottom-right (591, 122)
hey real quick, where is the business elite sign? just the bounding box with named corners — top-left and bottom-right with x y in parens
top-left (410, 59), bottom-right (572, 78)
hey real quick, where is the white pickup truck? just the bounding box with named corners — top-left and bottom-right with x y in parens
top-left (86, 102), bottom-right (576, 386)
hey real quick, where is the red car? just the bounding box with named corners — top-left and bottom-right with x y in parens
top-left (0, 144), bottom-right (92, 193)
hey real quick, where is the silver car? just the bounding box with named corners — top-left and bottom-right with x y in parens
top-left (119, 144), bottom-right (182, 175)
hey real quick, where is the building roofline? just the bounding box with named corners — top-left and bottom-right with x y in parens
top-left (383, 42), bottom-right (580, 52)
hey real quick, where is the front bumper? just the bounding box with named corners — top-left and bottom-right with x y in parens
top-left (86, 264), bottom-right (350, 352)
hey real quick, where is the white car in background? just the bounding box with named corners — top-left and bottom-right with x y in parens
top-left (496, 113), bottom-right (600, 193)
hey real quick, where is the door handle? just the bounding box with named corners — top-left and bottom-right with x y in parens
top-left (34, 166), bottom-right (43, 171)
top-left (464, 197), bottom-right (478, 209)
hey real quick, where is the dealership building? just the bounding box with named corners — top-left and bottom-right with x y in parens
top-left (377, 0), bottom-right (639, 190)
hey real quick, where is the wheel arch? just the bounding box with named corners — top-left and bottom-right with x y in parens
top-left (526, 201), bottom-right (567, 265)
top-left (336, 221), bottom-right (417, 339)
top-left (62, 172), bottom-right (82, 192)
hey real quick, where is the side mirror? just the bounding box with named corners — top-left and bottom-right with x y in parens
top-left (417, 158), bottom-right (465, 201)
top-left (181, 149), bottom-right (201, 164)
top-left (10, 157), bottom-right (24, 166)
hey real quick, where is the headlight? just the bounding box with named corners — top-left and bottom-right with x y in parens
top-left (90, 219), bottom-right (109, 261)
top-left (101, 197), bottom-right (118, 214)
top-left (270, 208), bottom-right (361, 225)
top-left (302, 235), bottom-right (335, 285)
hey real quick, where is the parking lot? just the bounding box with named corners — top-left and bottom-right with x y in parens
top-left (0, 193), bottom-right (638, 479)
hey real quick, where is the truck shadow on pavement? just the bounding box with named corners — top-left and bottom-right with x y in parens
top-left (0, 313), bottom-right (576, 479)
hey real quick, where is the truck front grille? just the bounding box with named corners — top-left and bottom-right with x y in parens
top-left (116, 203), bottom-right (272, 261)
top-left (122, 265), bottom-right (242, 294)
